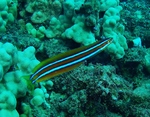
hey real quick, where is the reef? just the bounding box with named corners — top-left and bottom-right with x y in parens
top-left (0, 0), bottom-right (150, 117)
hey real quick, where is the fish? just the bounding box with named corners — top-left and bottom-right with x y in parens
top-left (30, 38), bottom-right (113, 83)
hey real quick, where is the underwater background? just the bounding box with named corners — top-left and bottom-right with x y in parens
top-left (0, 0), bottom-right (150, 117)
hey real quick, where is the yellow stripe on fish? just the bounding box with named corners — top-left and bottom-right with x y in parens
top-left (30, 38), bottom-right (113, 83)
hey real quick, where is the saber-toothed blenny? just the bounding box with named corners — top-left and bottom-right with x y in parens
top-left (30, 38), bottom-right (113, 83)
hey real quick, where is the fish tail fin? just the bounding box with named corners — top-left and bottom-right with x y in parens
top-left (22, 75), bottom-right (35, 93)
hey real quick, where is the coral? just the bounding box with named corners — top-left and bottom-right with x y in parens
top-left (63, 0), bottom-right (75, 18)
top-left (3, 70), bottom-right (27, 98)
top-left (17, 0), bottom-right (127, 55)
top-left (62, 21), bottom-right (96, 45)
top-left (30, 88), bottom-right (45, 106)
top-left (25, 0), bottom-right (63, 23)
top-left (43, 80), bottom-right (54, 90)
top-left (44, 0), bottom-right (81, 39)
top-left (19, 103), bottom-right (32, 117)
top-left (0, 42), bottom-right (16, 74)
top-left (45, 17), bottom-right (62, 38)
top-left (16, 46), bottom-right (40, 73)
top-left (0, 41), bottom-right (39, 116)
top-left (0, 91), bottom-right (18, 117)
top-left (0, 0), bottom-right (17, 33)
top-left (103, 6), bottom-right (128, 59)
top-left (25, 23), bottom-right (45, 39)
top-left (99, 0), bottom-right (119, 11)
